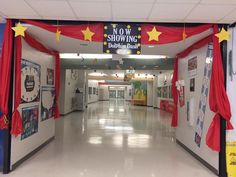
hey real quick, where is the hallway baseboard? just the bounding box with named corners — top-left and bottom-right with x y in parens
top-left (11, 137), bottom-right (55, 171)
top-left (176, 139), bottom-right (218, 176)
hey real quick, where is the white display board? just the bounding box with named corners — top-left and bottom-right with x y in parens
top-left (176, 44), bottom-right (218, 171)
top-left (11, 40), bottom-right (56, 167)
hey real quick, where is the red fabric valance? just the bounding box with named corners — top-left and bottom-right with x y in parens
top-left (22, 19), bottom-right (104, 42)
top-left (141, 24), bottom-right (212, 45)
top-left (0, 20), bottom-right (13, 129)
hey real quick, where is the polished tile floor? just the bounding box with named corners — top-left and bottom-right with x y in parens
top-left (5, 100), bottom-right (216, 177)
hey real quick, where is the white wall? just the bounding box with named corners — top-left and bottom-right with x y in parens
top-left (175, 44), bottom-right (218, 170)
top-left (156, 71), bottom-right (173, 108)
top-left (11, 41), bottom-right (55, 166)
top-left (147, 81), bottom-right (153, 106)
top-left (88, 80), bottom-right (99, 104)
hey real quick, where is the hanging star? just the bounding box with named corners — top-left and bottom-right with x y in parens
top-left (215, 28), bottom-right (230, 43)
top-left (12, 22), bottom-right (27, 37)
top-left (81, 27), bottom-right (95, 41)
top-left (147, 27), bottom-right (162, 42)
top-left (56, 28), bottom-right (61, 42)
top-left (182, 30), bottom-right (187, 41)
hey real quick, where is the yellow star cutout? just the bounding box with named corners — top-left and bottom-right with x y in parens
top-left (81, 27), bottom-right (95, 41)
top-left (12, 22), bottom-right (27, 37)
top-left (182, 30), bottom-right (187, 41)
top-left (215, 28), bottom-right (230, 43)
top-left (56, 28), bottom-right (61, 42)
top-left (147, 27), bottom-right (162, 42)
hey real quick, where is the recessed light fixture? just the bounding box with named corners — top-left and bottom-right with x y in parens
top-left (60, 53), bottom-right (112, 59)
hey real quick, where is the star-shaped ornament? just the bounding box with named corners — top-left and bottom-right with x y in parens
top-left (56, 28), bottom-right (61, 42)
top-left (12, 22), bottom-right (27, 37)
top-left (147, 27), bottom-right (162, 42)
top-left (215, 28), bottom-right (230, 43)
top-left (82, 27), bottom-right (95, 41)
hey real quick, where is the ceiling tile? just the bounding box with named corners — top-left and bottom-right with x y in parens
top-left (200, 0), bottom-right (236, 5)
top-left (0, 0), bottom-right (40, 17)
top-left (26, 0), bottom-right (75, 18)
top-left (186, 4), bottom-right (236, 21)
top-left (69, 1), bottom-right (111, 19)
top-left (112, 0), bottom-right (155, 3)
top-left (149, 3), bottom-right (195, 20)
top-left (221, 9), bottom-right (236, 23)
top-left (112, 3), bottom-right (153, 19)
top-left (157, 0), bottom-right (200, 3)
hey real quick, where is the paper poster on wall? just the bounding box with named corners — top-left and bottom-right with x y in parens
top-left (132, 81), bottom-right (147, 105)
top-left (190, 78), bottom-right (195, 92)
top-left (21, 106), bottom-right (39, 140)
top-left (41, 87), bottom-right (55, 121)
top-left (188, 56), bottom-right (197, 77)
top-left (179, 86), bottom-right (185, 107)
top-left (47, 68), bottom-right (54, 85)
top-left (194, 43), bottom-right (213, 147)
top-left (21, 59), bottom-right (41, 103)
top-left (226, 141), bottom-right (236, 177)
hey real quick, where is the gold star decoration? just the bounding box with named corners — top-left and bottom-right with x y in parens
top-left (12, 22), bottom-right (27, 37)
top-left (215, 28), bottom-right (230, 43)
top-left (147, 27), bottom-right (162, 42)
top-left (56, 28), bottom-right (61, 42)
top-left (81, 27), bottom-right (95, 41)
top-left (182, 30), bottom-right (187, 41)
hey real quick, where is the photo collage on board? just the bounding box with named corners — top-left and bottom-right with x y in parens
top-left (20, 59), bottom-right (55, 140)
top-left (21, 59), bottom-right (41, 140)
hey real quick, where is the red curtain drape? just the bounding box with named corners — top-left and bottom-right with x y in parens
top-left (206, 25), bottom-right (233, 151)
top-left (22, 19), bottom-right (104, 42)
top-left (141, 24), bottom-right (212, 45)
top-left (0, 20), bottom-right (13, 129)
top-left (11, 36), bottom-right (23, 136)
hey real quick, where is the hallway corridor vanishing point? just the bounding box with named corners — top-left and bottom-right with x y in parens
top-left (5, 100), bottom-right (216, 177)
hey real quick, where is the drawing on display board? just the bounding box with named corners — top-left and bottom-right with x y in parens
top-left (157, 87), bottom-right (162, 97)
top-left (190, 78), bottom-right (195, 92)
top-left (41, 87), bottom-right (55, 121)
top-left (188, 56), bottom-right (198, 77)
top-left (169, 85), bottom-right (173, 98)
top-left (226, 141), bottom-right (236, 177)
top-left (47, 68), bottom-right (54, 85)
top-left (179, 86), bottom-right (185, 107)
top-left (162, 86), bottom-right (168, 98)
top-left (194, 43), bottom-right (213, 147)
top-left (21, 59), bottom-right (41, 103)
top-left (21, 106), bottom-right (39, 140)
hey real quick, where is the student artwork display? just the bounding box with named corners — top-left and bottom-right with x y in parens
top-left (41, 87), bottom-right (55, 121)
top-left (21, 106), bottom-right (39, 140)
top-left (226, 141), bottom-right (236, 177)
top-left (21, 59), bottom-right (41, 103)
top-left (194, 44), bottom-right (213, 147)
top-left (190, 78), bottom-right (195, 92)
top-left (47, 68), bottom-right (54, 85)
top-left (176, 80), bottom-right (185, 107)
top-left (132, 81), bottom-right (147, 105)
top-left (188, 56), bottom-right (198, 77)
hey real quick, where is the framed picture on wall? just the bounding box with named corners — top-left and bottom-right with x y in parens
top-left (89, 87), bottom-right (92, 95)
top-left (21, 106), bottom-right (39, 140)
top-left (47, 68), bottom-right (54, 85)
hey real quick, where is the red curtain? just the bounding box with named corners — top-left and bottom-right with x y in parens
top-left (206, 25), bottom-right (233, 151)
top-left (11, 36), bottom-right (23, 136)
top-left (0, 20), bottom-right (13, 129)
top-left (141, 24), bottom-right (212, 45)
top-left (22, 19), bottom-right (104, 42)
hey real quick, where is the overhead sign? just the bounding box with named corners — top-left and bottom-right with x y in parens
top-left (103, 23), bottom-right (141, 55)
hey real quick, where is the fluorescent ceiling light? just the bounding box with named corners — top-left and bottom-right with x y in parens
top-left (125, 55), bottom-right (167, 59)
top-left (60, 53), bottom-right (112, 59)
top-left (88, 72), bottom-right (107, 77)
